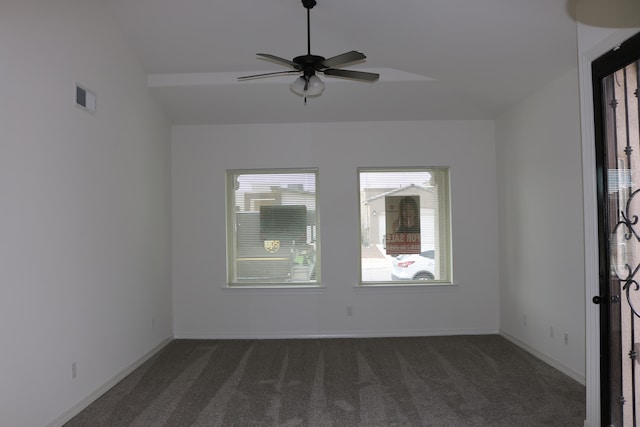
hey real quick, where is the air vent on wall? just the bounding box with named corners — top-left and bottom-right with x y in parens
top-left (75, 84), bottom-right (96, 114)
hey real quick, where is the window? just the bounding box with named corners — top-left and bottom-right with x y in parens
top-left (359, 167), bottom-right (452, 284)
top-left (226, 169), bottom-right (319, 285)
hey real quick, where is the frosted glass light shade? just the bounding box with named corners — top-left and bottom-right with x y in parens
top-left (571, 0), bottom-right (640, 27)
top-left (290, 76), bottom-right (307, 95)
top-left (306, 75), bottom-right (325, 96)
top-left (290, 75), bottom-right (325, 96)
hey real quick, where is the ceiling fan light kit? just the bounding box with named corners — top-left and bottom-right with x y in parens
top-left (238, 0), bottom-right (379, 103)
top-left (290, 75), bottom-right (325, 97)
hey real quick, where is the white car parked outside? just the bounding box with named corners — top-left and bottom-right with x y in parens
top-left (391, 250), bottom-right (435, 281)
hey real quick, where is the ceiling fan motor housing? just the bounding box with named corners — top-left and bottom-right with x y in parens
top-left (293, 54), bottom-right (325, 77)
top-left (301, 0), bottom-right (317, 10)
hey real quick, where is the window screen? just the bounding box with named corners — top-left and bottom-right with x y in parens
top-left (226, 169), bottom-right (319, 285)
top-left (359, 167), bottom-right (452, 284)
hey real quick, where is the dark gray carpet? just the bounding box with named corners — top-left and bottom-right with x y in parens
top-left (65, 335), bottom-right (585, 426)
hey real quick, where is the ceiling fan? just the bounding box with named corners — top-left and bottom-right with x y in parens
top-left (238, 0), bottom-right (379, 103)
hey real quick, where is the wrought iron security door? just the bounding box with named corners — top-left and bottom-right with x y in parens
top-left (593, 31), bottom-right (640, 427)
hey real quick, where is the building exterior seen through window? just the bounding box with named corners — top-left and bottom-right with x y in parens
top-left (226, 169), bottom-right (319, 285)
top-left (359, 168), bottom-right (452, 284)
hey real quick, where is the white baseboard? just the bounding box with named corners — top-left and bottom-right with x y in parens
top-left (499, 330), bottom-right (586, 385)
top-left (47, 337), bottom-right (173, 427)
top-left (174, 328), bottom-right (500, 340)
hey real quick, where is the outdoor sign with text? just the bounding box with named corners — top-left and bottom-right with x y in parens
top-left (385, 195), bottom-right (421, 255)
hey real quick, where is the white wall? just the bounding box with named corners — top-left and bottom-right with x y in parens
top-left (172, 121), bottom-right (500, 338)
top-left (0, 1), bottom-right (172, 426)
top-left (495, 68), bottom-right (585, 383)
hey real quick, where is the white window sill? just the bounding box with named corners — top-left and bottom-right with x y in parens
top-left (222, 284), bottom-right (326, 294)
top-left (355, 281), bottom-right (458, 292)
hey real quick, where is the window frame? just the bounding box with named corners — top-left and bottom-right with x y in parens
top-left (225, 168), bottom-right (320, 287)
top-left (357, 166), bottom-right (453, 286)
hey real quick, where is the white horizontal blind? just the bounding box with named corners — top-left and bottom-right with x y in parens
top-left (358, 167), bottom-right (452, 284)
top-left (226, 169), bottom-right (319, 285)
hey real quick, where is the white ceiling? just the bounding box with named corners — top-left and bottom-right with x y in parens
top-left (102, 0), bottom-right (580, 125)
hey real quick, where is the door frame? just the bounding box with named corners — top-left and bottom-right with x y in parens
top-left (579, 27), bottom-right (640, 427)
top-left (592, 30), bottom-right (640, 426)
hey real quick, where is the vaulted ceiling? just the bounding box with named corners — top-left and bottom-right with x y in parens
top-left (103, 0), bottom-right (580, 125)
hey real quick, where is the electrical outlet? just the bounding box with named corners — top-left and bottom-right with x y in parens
top-left (564, 333), bottom-right (569, 345)
top-left (347, 306), bottom-right (353, 316)
top-left (72, 362), bottom-right (77, 379)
